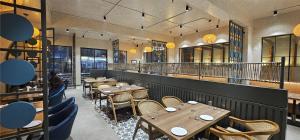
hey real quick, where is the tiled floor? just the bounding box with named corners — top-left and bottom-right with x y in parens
top-left (67, 86), bottom-right (300, 140)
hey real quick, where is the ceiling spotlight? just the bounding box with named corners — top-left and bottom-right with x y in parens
top-left (186, 5), bottom-right (190, 11)
top-left (169, 31), bottom-right (172, 34)
top-left (136, 44), bottom-right (139, 47)
top-left (103, 16), bottom-right (107, 21)
top-left (172, 0), bottom-right (174, 3)
top-left (216, 24), bottom-right (219, 29)
top-left (273, 10), bottom-right (278, 16)
top-left (180, 33), bottom-right (183, 37)
top-left (141, 25), bottom-right (144, 30)
top-left (196, 29), bottom-right (198, 32)
top-left (100, 33), bottom-right (103, 36)
top-left (82, 35), bottom-right (85, 38)
top-left (142, 12), bottom-right (145, 17)
top-left (208, 19), bottom-right (212, 22)
top-left (65, 28), bottom-right (69, 32)
top-left (179, 24), bottom-right (183, 28)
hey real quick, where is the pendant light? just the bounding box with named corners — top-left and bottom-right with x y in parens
top-left (293, 24), bottom-right (300, 37)
top-left (203, 34), bottom-right (217, 44)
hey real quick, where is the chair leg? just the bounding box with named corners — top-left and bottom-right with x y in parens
top-left (133, 119), bottom-right (141, 140)
top-left (112, 105), bottom-right (117, 122)
top-left (131, 100), bottom-right (137, 118)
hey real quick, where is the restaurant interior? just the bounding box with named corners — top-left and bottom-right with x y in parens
top-left (1, 0), bottom-right (300, 140)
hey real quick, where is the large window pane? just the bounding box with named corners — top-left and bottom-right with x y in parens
top-left (274, 35), bottom-right (290, 65)
top-left (262, 37), bottom-right (274, 63)
top-left (194, 47), bottom-right (202, 63)
top-left (180, 48), bottom-right (193, 62)
top-left (213, 44), bottom-right (224, 63)
top-left (80, 48), bottom-right (107, 74)
top-left (202, 47), bottom-right (212, 63)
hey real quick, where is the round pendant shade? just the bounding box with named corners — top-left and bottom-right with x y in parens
top-left (166, 42), bottom-right (175, 49)
top-left (144, 46), bottom-right (152, 52)
top-left (32, 27), bottom-right (40, 37)
top-left (293, 24), bottom-right (300, 37)
top-left (203, 34), bottom-right (217, 44)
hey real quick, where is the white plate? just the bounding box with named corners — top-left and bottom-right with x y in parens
top-left (23, 120), bottom-right (42, 128)
top-left (171, 127), bottom-right (188, 136)
top-left (199, 115), bottom-right (214, 121)
top-left (165, 107), bottom-right (176, 112)
top-left (36, 108), bottom-right (43, 112)
top-left (187, 101), bottom-right (198, 105)
top-left (103, 90), bottom-right (111, 93)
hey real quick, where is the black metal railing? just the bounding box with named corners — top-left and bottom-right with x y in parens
top-left (108, 59), bottom-right (284, 85)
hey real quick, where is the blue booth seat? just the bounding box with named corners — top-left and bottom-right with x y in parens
top-left (49, 84), bottom-right (65, 97)
top-left (40, 104), bottom-right (78, 140)
top-left (48, 97), bottom-right (75, 115)
top-left (48, 85), bottom-right (65, 107)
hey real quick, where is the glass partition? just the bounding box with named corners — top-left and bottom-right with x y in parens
top-left (80, 48), bottom-right (107, 75)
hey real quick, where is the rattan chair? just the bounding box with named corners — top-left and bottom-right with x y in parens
top-left (131, 89), bottom-right (149, 106)
top-left (161, 96), bottom-right (183, 107)
top-left (104, 80), bottom-right (117, 86)
top-left (116, 82), bottom-right (129, 87)
top-left (133, 100), bottom-right (164, 140)
top-left (95, 84), bottom-right (112, 108)
top-left (210, 127), bottom-right (253, 140)
top-left (96, 77), bottom-right (106, 80)
top-left (107, 91), bottom-right (136, 122)
top-left (90, 82), bottom-right (104, 99)
top-left (224, 116), bottom-right (280, 140)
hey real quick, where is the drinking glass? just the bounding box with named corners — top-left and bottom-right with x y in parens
top-left (208, 100), bottom-right (213, 106)
top-left (189, 109), bottom-right (197, 120)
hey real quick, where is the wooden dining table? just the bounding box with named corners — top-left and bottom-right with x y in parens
top-left (82, 78), bottom-right (117, 96)
top-left (0, 101), bottom-right (44, 139)
top-left (136, 103), bottom-right (230, 140)
top-left (99, 85), bottom-right (145, 96)
top-left (0, 89), bottom-right (43, 105)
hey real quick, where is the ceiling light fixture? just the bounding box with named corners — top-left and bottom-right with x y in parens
top-left (186, 5), bottom-right (190, 11)
top-left (142, 12), bottom-right (145, 17)
top-left (100, 33), bottom-right (103, 36)
top-left (216, 25), bottom-right (219, 29)
top-left (180, 24), bottom-right (183, 28)
top-left (203, 34), bottom-right (217, 44)
top-left (166, 42), bottom-right (175, 49)
top-left (82, 35), bottom-right (85, 38)
top-left (65, 28), bottom-right (69, 32)
top-left (103, 16), bottom-right (107, 21)
top-left (196, 29), bottom-right (199, 33)
top-left (273, 10), bottom-right (278, 16)
top-left (293, 24), bottom-right (300, 37)
top-left (141, 25), bottom-right (144, 30)
top-left (180, 33), bottom-right (183, 37)
top-left (208, 19), bottom-right (212, 22)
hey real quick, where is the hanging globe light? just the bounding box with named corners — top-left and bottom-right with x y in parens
top-left (166, 42), bottom-right (175, 49)
top-left (203, 34), bottom-right (217, 44)
top-left (32, 27), bottom-right (40, 37)
top-left (129, 48), bottom-right (137, 54)
top-left (293, 24), bottom-right (300, 37)
top-left (144, 46), bottom-right (152, 52)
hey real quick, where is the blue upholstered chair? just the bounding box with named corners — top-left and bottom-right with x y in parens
top-left (49, 84), bottom-right (65, 97)
top-left (40, 104), bottom-right (78, 140)
top-left (48, 97), bottom-right (75, 115)
top-left (48, 85), bottom-right (65, 107)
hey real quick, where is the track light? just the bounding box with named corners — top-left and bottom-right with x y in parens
top-left (103, 16), bottom-right (107, 21)
top-left (82, 35), bottom-right (85, 38)
top-left (273, 10), bottom-right (278, 16)
top-left (180, 33), bottom-right (182, 37)
top-left (141, 25), bottom-right (144, 30)
top-left (142, 12), bottom-right (145, 17)
top-left (186, 5), bottom-right (190, 11)
top-left (65, 28), bottom-right (69, 32)
top-left (180, 24), bottom-right (183, 28)
top-left (216, 25), bottom-right (219, 29)
top-left (100, 34), bottom-right (103, 36)
top-left (208, 19), bottom-right (212, 22)
top-left (196, 29), bottom-right (198, 33)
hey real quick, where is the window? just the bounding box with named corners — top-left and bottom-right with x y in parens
top-left (80, 48), bottom-right (107, 75)
top-left (180, 47), bottom-right (194, 62)
top-left (261, 34), bottom-right (300, 82)
top-left (119, 50), bottom-right (127, 63)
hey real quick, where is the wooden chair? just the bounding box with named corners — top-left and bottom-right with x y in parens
top-left (224, 116), bottom-right (280, 140)
top-left (96, 77), bottom-right (106, 80)
top-left (107, 91), bottom-right (136, 122)
top-left (131, 89), bottom-right (149, 106)
top-left (104, 80), bottom-right (117, 86)
top-left (90, 82), bottom-right (104, 99)
top-left (161, 96), bottom-right (183, 107)
top-left (116, 82), bottom-right (129, 87)
top-left (210, 127), bottom-right (253, 140)
top-left (133, 100), bottom-right (164, 140)
top-left (95, 84), bottom-right (111, 108)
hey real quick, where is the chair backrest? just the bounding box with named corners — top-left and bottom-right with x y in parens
top-left (245, 121), bottom-right (280, 140)
top-left (92, 82), bottom-right (103, 88)
top-left (48, 97), bottom-right (75, 115)
top-left (96, 77), bottom-right (106, 80)
top-left (97, 84), bottom-right (111, 90)
top-left (104, 81), bottom-right (117, 86)
top-left (49, 85), bottom-right (65, 107)
top-left (132, 89), bottom-right (148, 99)
top-left (138, 100), bottom-right (164, 115)
top-left (210, 128), bottom-right (252, 140)
top-left (48, 104), bottom-right (78, 140)
top-left (116, 82), bottom-right (129, 87)
top-left (112, 92), bottom-right (132, 103)
top-left (162, 96), bottom-right (183, 107)
top-left (49, 84), bottom-right (64, 97)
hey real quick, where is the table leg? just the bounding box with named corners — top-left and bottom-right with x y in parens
top-left (148, 125), bottom-right (153, 140)
top-left (133, 119), bottom-right (141, 140)
top-left (292, 99), bottom-right (296, 122)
